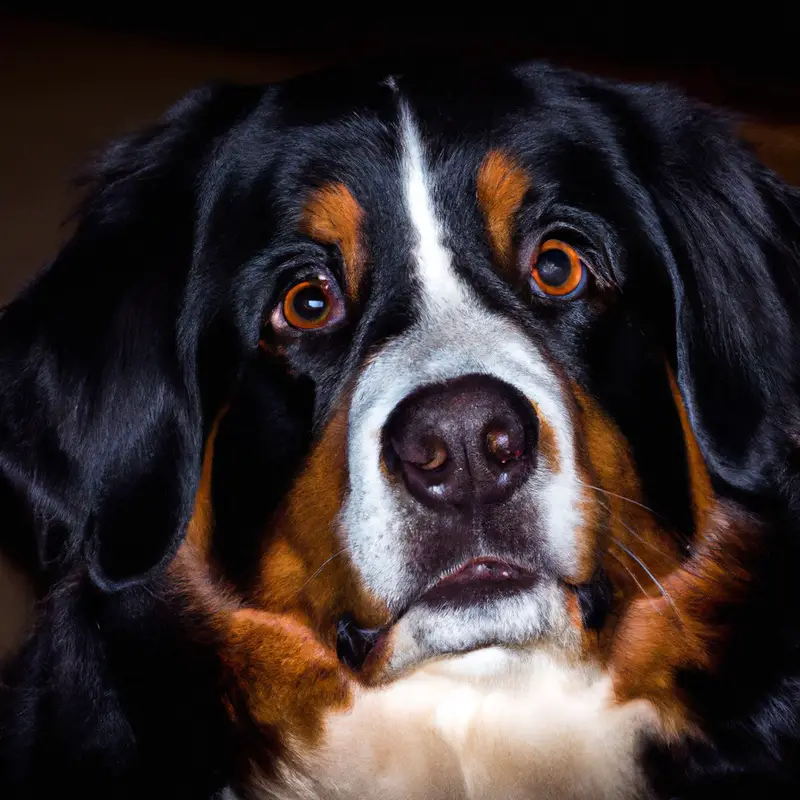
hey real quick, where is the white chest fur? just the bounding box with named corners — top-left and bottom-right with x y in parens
top-left (248, 648), bottom-right (661, 800)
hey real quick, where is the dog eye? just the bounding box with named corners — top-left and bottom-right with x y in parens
top-left (530, 240), bottom-right (587, 299)
top-left (272, 274), bottom-right (346, 333)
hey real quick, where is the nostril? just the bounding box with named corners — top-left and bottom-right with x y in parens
top-left (391, 434), bottom-right (449, 472)
top-left (485, 427), bottom-right (524, 466)
top-left (483, 408), bottom-right (532, 468)
top-left (417, 440), bottom-right (448, 471)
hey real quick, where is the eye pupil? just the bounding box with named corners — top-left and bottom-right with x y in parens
top-left (530, 240), bottom-right (586, 298)
top-left (536, 249), bottom-right (572, 288)
top-left (292, 284), bottom-right (329, 321)
top-left (277, 276), bottom-right (344, 332)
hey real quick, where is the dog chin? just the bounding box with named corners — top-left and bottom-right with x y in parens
top-left (366, 580), bottom-right (578, 682)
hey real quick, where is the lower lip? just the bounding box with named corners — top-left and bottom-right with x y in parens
top-left (420, 558), bottom-right (538, 608)
top-left (355, 560), bottom-right (537, 678)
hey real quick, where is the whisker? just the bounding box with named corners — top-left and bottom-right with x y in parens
top-left (607, 549), bottom-right (663, 617)
top-left (594, 496), bottom-right (682, 568)
top-left (577, 480), bottom-right (664, 520)
top-left (618, 518), bottom-right (683, 567)
top-left (299, 549), bottom-right (348, 593)
top-left (611, 538), bottom-right (683, 623)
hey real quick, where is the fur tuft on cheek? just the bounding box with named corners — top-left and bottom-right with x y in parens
top-left (610, 502), bottom-right (755, 737)
top-left (170, 543), bottom-right (354, 754)
top-left (606, 363), bottom-right (726, 735)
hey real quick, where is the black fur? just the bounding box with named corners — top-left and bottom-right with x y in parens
top-left (0, 84), bottom-right (269, 800)
top-left (2, 58), bottom-right (800, 799)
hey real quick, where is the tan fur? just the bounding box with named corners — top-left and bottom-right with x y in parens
top-left (185, 407), bottom-right (228, 558)
top-left (476, 150), bottom-right (530, 271)
top-left (611, 502), bottom-right (754, 737)
top-left (301, 183), bottom-right (367, 303)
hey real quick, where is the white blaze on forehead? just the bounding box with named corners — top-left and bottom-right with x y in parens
top-left (399, 105), bottom-right (466, 310)
top-left (341, 102), bottom-right (585, 623)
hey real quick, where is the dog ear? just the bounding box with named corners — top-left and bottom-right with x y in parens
top-left (640, 96), bottom-right (800, 496)
top-left (0, 84), bottom-right (262, 591)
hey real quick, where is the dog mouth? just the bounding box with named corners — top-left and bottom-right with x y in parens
top-left (418, 557), bottom-right (539, 607)
top-left (335, 548), bottom-right (617, 679)
top-left (336, 557), bottom-right (539, 672)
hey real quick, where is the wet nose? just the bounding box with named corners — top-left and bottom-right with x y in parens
top-left (382, 374), bottom-right (538, 508)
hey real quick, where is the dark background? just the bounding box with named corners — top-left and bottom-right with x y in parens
top-left (2, 3), bottom-right (800, 307)
top-left (7, 4), bottom-right (800, 115)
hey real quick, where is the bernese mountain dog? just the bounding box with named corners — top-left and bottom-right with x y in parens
top-left (1, 58), bottom-right (800, 800)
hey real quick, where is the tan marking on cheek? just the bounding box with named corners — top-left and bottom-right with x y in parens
top-left (255, 407), bottom-right (347, 617)
top-left (254, 389), bottom-right (390, 643)
top-left (170, 398), bottom-right (364, 755)
top-left (667, 365), bottom-right (714, 530)
top-left (185, 406), bottom-right (228, 557)
top-left (301, 182), bottom-right (366, 302)
top-left (176, 382), bottom-right (388, 754)
top-left (568, 384), bottom-right (634, 583)
top-left (476, 150), bottom-right (530, 270)
top-left (611, 502), bottom-right (754, 737)
top-left (570, 384), bottom-right (682, 645)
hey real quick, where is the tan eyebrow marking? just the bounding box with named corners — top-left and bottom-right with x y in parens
top-left (477, 150), bottom-right (531, 271)
top-left (301, 182), bottom-right (366, 302)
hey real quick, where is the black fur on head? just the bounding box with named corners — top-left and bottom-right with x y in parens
top-left (0, 84), bottom-right (274, 591)
top-left (0, 83), bottom-right (294, 800)
top-left (623, 89), bottom-right (800, 498)
top-left (620, 88), bottom-right (800, 796)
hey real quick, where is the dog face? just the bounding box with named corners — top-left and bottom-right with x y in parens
top-left (3, 59), bottom-right (800, 799)
top-left (206, 62), bottom-right (799, 684)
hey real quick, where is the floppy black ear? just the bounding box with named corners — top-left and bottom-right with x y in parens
top-left (0, 84), bottom-right (262, 590)
top-left (639, 94), bottom-right (800, 496)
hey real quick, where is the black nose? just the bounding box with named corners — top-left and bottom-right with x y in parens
top-left (382, 374), bottom-right (538, 509)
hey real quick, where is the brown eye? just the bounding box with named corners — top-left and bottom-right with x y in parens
top-left (272, 275), bottom-right (345, 333)
top-left (530, 240), bottom-right (587, 298)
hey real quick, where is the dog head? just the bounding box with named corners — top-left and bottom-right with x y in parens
top-left (3, 59), bottom-right (800, 710)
